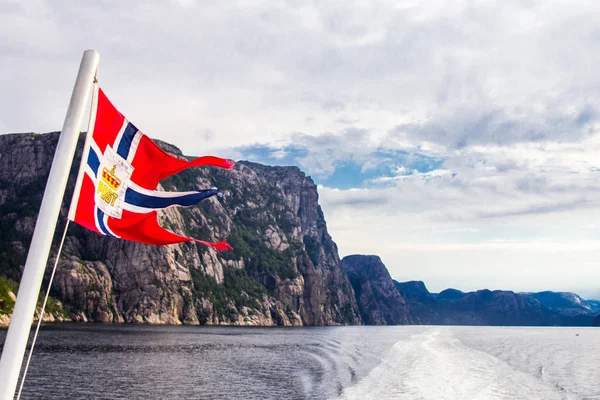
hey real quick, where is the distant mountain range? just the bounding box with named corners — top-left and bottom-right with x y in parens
top-left (343, 255), bottom-right (600, 327)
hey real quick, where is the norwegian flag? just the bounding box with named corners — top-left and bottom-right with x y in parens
top-left (68, 86), bottom-right (234, 251)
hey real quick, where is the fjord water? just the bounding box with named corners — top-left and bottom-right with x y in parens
top-left (0, 325), bottom-right (598, 399)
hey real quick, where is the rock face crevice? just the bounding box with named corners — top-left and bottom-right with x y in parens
top-left (341, 255), bottom-right (411, 325)
top-left (0, 132), bottom-right (362, 326)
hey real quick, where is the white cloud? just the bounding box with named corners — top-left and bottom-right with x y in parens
top-left (3, 1), bottom-right (600, 151)
top-left (318, 130), bottom-right (600, 295)
top-left (320, 190), bottom-right (600, 296)
top-left (2, 0), bottom-right (600, 295)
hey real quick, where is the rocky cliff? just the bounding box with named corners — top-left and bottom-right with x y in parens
top-left (393, 281), bottom-right (442, 324)
top-left (0, 132), bottom-right (361, 326)
top-left (340, 255), bottom-right (411, 325)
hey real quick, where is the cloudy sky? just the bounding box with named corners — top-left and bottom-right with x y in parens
top-left (2, 0), bottom-right (600, 298)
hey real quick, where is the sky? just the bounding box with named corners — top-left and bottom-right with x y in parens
top-left (1, 0), bottom-right (600, 298)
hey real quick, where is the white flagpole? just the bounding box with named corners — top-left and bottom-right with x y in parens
top-left (0, 49), bottom-right (100, 400)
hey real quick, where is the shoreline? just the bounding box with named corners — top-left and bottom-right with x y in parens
top-left (1, 318), bottom-right (597, 329)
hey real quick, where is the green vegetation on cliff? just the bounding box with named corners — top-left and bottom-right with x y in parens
top-left (0, 276), bottom-right (17, 314)
top-left (190, 266), bottom-right (265, 322)
top-left (223, 225), bottom-right (297, 281)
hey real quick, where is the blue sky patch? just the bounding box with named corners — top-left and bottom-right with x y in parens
top-left (235, 145), bottom-right (446, 189)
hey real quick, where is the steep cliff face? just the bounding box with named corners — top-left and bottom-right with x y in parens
top-left (393, 281), bottom-right (441, 324)
top-left (0, 132), bottom-right (361, 326)
top-left (341, 255), bottom-right (411, 325)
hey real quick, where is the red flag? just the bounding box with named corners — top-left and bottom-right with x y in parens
top-left (68, 86), bottom-right (234, 251)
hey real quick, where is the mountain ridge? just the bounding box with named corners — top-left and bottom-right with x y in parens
top-left (393, 278), bottom-right (598, 326)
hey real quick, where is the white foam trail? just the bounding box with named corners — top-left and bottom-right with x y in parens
top-left (337, 327), bottom-right (580, 400)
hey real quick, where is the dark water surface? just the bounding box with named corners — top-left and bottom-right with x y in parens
top-left (0, 324), bottom-right (411, 399)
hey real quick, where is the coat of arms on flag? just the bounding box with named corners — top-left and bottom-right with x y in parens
top-left (68, 86), bottom-right (234, 251)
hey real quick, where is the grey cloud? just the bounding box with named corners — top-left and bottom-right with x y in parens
top-left (478, 199), bottom-right (594, 219)
top-left (494, 160), bottom-right (520, 173)
top-left (324, 195), bottom-right (391, 208)
top-left (390, 104), bottom-right (600, 149)
top-left (292, 127), bottom-right (372, 155)
top-left (515, 175), bottom-right (550, 195)
top-left (3, 0), bottom-right (600, 155)
top-left (576, 105), bottom-right (597, 126)
top-left (335, 117), bottom-right (360, 125)
top-left (321, 99), bottom-right (345, 111)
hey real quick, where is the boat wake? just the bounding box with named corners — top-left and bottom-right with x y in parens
top-left (337, 328), bottom-right (580, 400)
